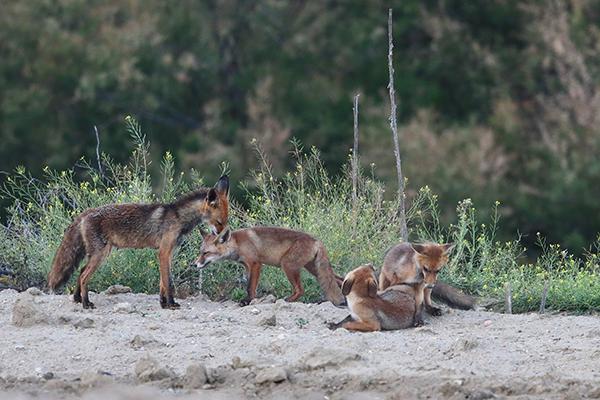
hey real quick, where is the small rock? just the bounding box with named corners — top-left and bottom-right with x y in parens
top-left (300, 347), bottom-right (361, 370)
top-left (12, 295), bottom-right (51, 327)
top-left (134, 356), bottom-right (175, 383)
top-left (483, 319), bottom-right (493, 327)
top-left (130, 334), bottom-right (158, 350)
top-left (259, 315), bottom-right (277, 327)
top-left (15, 344), bottom-right (25, 350)
top-left (103, 285), bottom-right (132, 295)
top-left (231, 356), bottom-right (254, 369)
top-left (255, 366), bottom-right (287, 384)
top-left (73, 318), bottom-right (94, 329)
top-left (80, 370), bottom-right (113, 387)
top-left (42, 372), bottom-right (54, 380)
top-left (249, 307), bottom-right (260, 315)
top-left (183, 364), bottom-right (208, 389)
top-left (113, 302), bottom-right (135, 313)
top-left (469, 389), bottom-right (497, 400)
top-left (25, 287), bottom-right (43, 296)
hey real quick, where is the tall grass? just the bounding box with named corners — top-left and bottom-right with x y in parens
top-left (1, 118), bottom-right (599, 312)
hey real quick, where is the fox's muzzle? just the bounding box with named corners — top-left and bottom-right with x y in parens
top-left (194, 259), bottom-right (211, 269)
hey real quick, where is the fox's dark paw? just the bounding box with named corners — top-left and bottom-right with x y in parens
top-left (327, 322), bottom-right (341, 330)
top-left (414, 318), bottom-right (425, 327)
top-left (427, 306), bottom-right (443, 316)
top-left (239, 298), bottom-right (251, 307)
top-left (82, 301), bottom-right (95, 310)
top-left (73, 293), bottom-right (82, 303)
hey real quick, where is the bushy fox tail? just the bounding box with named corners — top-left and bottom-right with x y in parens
top-left (432, 282), bottom-right (476, 310)
top-left (314, 245), bottom-right (346, 306)
top-left (47, 218), bottom-right (86, 291)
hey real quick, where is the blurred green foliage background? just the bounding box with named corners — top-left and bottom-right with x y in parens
top-left (1, 0), bottom-right (600, 252)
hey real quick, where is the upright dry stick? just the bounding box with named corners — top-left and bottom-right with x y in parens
top-left (387, 9), bottom-right (409, 241)
top-left (93, 125), bottom-right (103, 178)
top-left (505, 282), bottom-right (513, 314)
top-left (352, 94), bottom-right (360, 209)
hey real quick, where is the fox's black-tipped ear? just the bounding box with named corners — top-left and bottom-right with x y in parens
top-left (442, 243), bottom-right (455, 254)
top-left (412, 243), bottom-right (426, 255)
top-left (367, 278), bottom-right (378, 298)
top-left (207, 188), bottom-right (218, 205)
top-left (218, 227), bottom-right (231, 243)
top-left (342, 277), bottom-right (354, 296)
top-left (215, 175), bottom-right (229, 196)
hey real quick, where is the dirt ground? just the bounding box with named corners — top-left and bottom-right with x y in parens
top-left (1, 287), bottom-right (600, 400)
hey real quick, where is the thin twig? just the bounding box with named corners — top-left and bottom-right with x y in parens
top-left (93, 125), bottom-right (103, 177)
top-left (505, 282), bottom-right (512, 314)
top-left (387, 8), bottom-right (408, 241)
top-left (539, 281), bottom-right (549, 314)
top-left (352, 93), bottom-right (360, 210)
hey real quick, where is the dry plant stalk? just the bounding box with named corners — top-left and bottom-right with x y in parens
top-left (387, 8), bottom-right (408, 241)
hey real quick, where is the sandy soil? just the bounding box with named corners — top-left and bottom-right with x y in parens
top-left (1, 287), bottom-right (600, 400)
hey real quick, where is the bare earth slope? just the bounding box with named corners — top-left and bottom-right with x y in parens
top-left (1, 288), bottom-right (600, 399)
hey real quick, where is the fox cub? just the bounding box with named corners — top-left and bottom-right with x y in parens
top-left (195, 226), bottom-right (345, 306)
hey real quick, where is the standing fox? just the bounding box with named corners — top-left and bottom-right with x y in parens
top-left (331, 264), bottom-right (415, 332)
top-left (47, 175), bottom-right (230, 310)
top-left (194, 226), bottom-right (345, 306)
top-left (379, 242), bottom-right (475, 325)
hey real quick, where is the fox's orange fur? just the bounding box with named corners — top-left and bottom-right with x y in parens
top-left (337, 264), bottom-right (415, 332)
top-left (47, 175), bottom-right (230, 310)
top-left (195, 226), bottom-right (345, 306)
top-left (379, 242), bottom-right (475, 325)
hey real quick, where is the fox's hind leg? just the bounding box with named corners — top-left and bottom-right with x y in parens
top-left (281, 264), bottom-right (304, 302)
top-left (342, 319), bottom-right (381, 332)
top-left (158, 233), bottom-right (179, 309)
top-left (78, 245), bottom-right (111, 309)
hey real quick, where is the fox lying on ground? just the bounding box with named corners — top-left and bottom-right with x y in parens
top-left (329, 264), bottom-right (415, 332)
top-left (379, 242), bottom-right (475, 325)
top-left (194, 226), bottom-right (345, 306)
top-left (47, 175), bottom-right (230, 310)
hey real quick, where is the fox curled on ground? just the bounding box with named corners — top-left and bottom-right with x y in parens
top-left (379, 242), bottom-right (475, 325)
top-left (329, 263), bottom-right (415, 332)
top-left (194, 226), bottom-right (346, 306)
top-left (47, 175), bottom-right (230, 310)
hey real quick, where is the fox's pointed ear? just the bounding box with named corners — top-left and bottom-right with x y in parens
top-left (217, 227), bottom-right (231, 243)
top-left (341, 276), bottom-right (354, 296)
top-left (412, 243), bottom-right (426, 255)
top-left (367, 278), bottom-right (378, 298)
top-left (199, 229), bottom-right (209, 240)
top-left (207, 188), bottom-right (218, 205)
top-left (214, 175), bottom-right (229, 197)
top-left (442, 243), bottom-right (455, 254)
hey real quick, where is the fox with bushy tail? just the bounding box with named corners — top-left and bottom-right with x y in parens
top-left (379, 242), bottom-right (475, 325)
top-left (195, 226), bottom-right (346, 306)
top-left (48, 175), bottom-right (230, 310)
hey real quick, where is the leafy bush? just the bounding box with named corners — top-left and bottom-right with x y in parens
top-left (1, 118), bottom-right (599, 313)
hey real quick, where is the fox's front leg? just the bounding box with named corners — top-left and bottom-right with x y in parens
top-left (414, 287), bottom-right (426, 326)
top-left (240, 262), bottom-right (262, 306)
top-left (158, 236), bottom-right (179, 309)
top-left (424, 287), bottom-right (442, 316)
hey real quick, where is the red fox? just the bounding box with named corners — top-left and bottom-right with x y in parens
top-left (379, 242), bottom-right (475, 325)
top-left (47, 175), bottom-right (230, 310)
top-left (194, 226), bottom-right (345, 306)
top-left (333, 263), bottom-right (415, 332)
